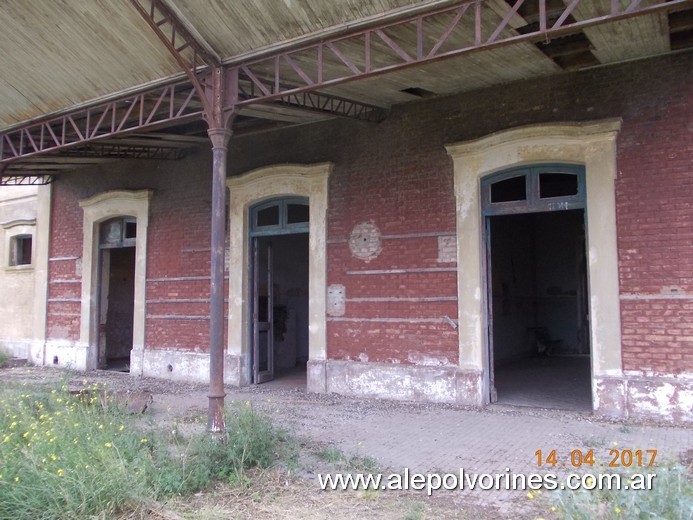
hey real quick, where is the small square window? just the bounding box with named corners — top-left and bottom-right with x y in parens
top-left (10, 235), bottom-right (32, 266)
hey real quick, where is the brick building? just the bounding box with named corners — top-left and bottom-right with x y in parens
top-left (1, 1), bottom-right (691, 424)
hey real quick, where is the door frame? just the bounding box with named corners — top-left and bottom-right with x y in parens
top-left (480, 164), bottom-right (587, 403)
top-left (446, 120), bottom-right (623, 411)
top-left (79, 190), bottom-right (151, 372)
top-left (248, 196), bottom-right (310, 384)
top-left (226, 163), bottom-right (331, 387)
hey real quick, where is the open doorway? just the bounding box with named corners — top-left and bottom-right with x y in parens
top-left (98, 217), bottom-right (136, 371)
top-left (250, 198), bottom-right (309, 387)
top-left (483, 165), bottom-right (591, 411)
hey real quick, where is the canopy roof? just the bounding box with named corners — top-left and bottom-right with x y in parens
top-left (0, 0), bottom-right (690, 181)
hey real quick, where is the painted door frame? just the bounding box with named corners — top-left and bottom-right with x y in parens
top-left (446, 120), bottom-right (624, 414)
top-left (480, 164), bottom-right (587, 403)
top-left (79, 190), bottom-right (152, 372)
top-left (226, 163), bottom-right (332, 388)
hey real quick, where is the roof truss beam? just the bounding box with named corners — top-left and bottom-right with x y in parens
top-left (231, 0), bottom-right (692, 107)
top-left (0, 82), bottom-right (202, 163)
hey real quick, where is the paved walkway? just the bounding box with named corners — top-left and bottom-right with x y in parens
top-left (153, 382), bottom-right (691, 518)
top-left (5, 367), bottom-right (690, 518)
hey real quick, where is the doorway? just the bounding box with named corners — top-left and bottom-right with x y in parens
top-left (98, 217), bottom-right (137, 371)
top-left (483, 165), bottom-right (592, 411)
top-left (250, 198), bottom-right (309, 385)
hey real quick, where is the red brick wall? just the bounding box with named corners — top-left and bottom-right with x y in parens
top-left (46, 51), bottom-right (693, 374)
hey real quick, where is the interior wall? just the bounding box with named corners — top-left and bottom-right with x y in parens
top-left (534, 211), bottom-right (584, 355)
top-left (104, 246), bottom-right (136, 363)
top-left (266, 233), bottom-right (309, 371)
top-left (491, 210), bottom-right (584, 363)
top-left (490, 214), bottom-right (536, 363)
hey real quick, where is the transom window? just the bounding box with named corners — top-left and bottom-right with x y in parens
top-left (100, 217), bottom-right (136, 248)
top-left (250, 197), bottom-right (309, 235)
top-left (482, 164), bottom-right (585, 215)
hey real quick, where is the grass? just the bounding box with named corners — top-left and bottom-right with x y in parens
top-left (0, 346), bottom-right (11, 367)
top-left (316, 444), bottom-right (379, 473)
top-left (549, 463), bottom-right (693, 520)
top-left (0, 384), bottom-right (294, 520)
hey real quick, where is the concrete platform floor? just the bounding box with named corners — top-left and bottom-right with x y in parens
top-left (494, 355), bottom-right (592, 411)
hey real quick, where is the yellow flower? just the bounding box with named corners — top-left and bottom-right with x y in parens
top-left (98, 424), bottom-right (104, 430)
top-left (9, 421), bottom-right (16, 429)
top-left (551, 507), bottom-right (556, 512)
top-left (2, 435), bottom-right (10, 443)
top-left (14, 477), bottom-right (19, 482)
top-left (119, 425), bottom-right (125, 431)
top-left (50, 454), bottom-right (57, 461)
top-left (586, 477), bottom-right (594, 487)
top-left (615, 507), bottom-right (621, 514)
top-left (104, 442), bottom-right (112, 448)
top-left (140, 438), bottom-right (148, 444)
top-left (57, 469), bottom-right (63, 476)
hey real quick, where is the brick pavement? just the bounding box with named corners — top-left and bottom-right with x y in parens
top-left (156, 383), bottom-right (691, 517)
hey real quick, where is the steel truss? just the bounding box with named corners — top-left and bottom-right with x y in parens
top-left (231, 0), bottom-right (692, 107)
top-left (0, 174), bottom-right (53, 186)
top-left (2, 0), bottom-right (687, 166)
top-left (0, 82), bottom-right (201, 163)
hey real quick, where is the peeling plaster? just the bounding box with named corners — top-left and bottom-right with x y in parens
top-left (407, 352), bottom-right (450, 366)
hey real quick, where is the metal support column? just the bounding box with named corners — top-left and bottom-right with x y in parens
top-left (206, 126), bottom-right (231, 432)
top-left (204, 67), bottom-right (237, 433)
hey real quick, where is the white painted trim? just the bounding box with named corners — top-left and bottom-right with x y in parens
top-left (79, 190), bottom-right (152, 371)
top-left (31, 184), bottom-right (52, 365)
top-left (446, 120), bottom-right (623, 409)
top-left (226, 163), bottom-right (332, 386)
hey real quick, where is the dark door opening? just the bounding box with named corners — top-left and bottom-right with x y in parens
top-left (99, 247), bottom-right (135, 371)
top-left (252, 233), bottom-right (309, 385)
top-left (98, 217), bottom-right (137, 372)
top-left (488, 209), bottom-right (591, 410)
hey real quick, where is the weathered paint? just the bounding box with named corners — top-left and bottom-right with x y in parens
top-left (447, 120), bottom-right (623, 412)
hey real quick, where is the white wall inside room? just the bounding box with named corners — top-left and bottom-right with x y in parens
top-left (491, 210), bottom-right (586, 364)
top-left (259, 233), bottom-right (309, 371)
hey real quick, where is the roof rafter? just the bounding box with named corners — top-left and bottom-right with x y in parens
top-left (1, 0), bottom-right (691, 167)
top-left (230, 0), bottom-right (693, 108)
top-left (128, 0), bottom-right (220, 120)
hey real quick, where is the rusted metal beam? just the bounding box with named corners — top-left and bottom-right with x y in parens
top-left (247, 89), bottom-right (387, 123)
top-left (129, 0), bottom-right (220, 119)
top-left (0, 82), bottom-right (201, 165)
top-left (230, 0), bottom-right (693, 107)
top-left (0, 174), bottom-right (54, 186)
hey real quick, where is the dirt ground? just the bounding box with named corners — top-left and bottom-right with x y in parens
top-left (3, 365), bottom-right (691, 519)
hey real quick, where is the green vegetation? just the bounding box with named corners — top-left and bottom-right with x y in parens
top-left (316, 444), bottom-right (379, 473)
top-left (0, 346), bottom-right (11, 367)
top-left (550, 464), bottom-right (693, 520)
top-left (0, 384), bottom-right (293, 520)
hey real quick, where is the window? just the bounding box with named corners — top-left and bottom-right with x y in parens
top-left (10, 235), bottom-right (32, 266)
top-left (250, 197), bottom-right (309, 235)
top-left (482, 164), bottom-right (585, 215)
top-left (100, 217), bottom-right (136, 248)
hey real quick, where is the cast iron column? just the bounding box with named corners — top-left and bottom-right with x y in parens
top-left (207, 127), bottom-right (231, 432)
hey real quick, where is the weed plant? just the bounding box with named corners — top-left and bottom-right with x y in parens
top-left (550, 463), bottom-right (692, 519)
top-left (0, 385), bottom-right (291, 520)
